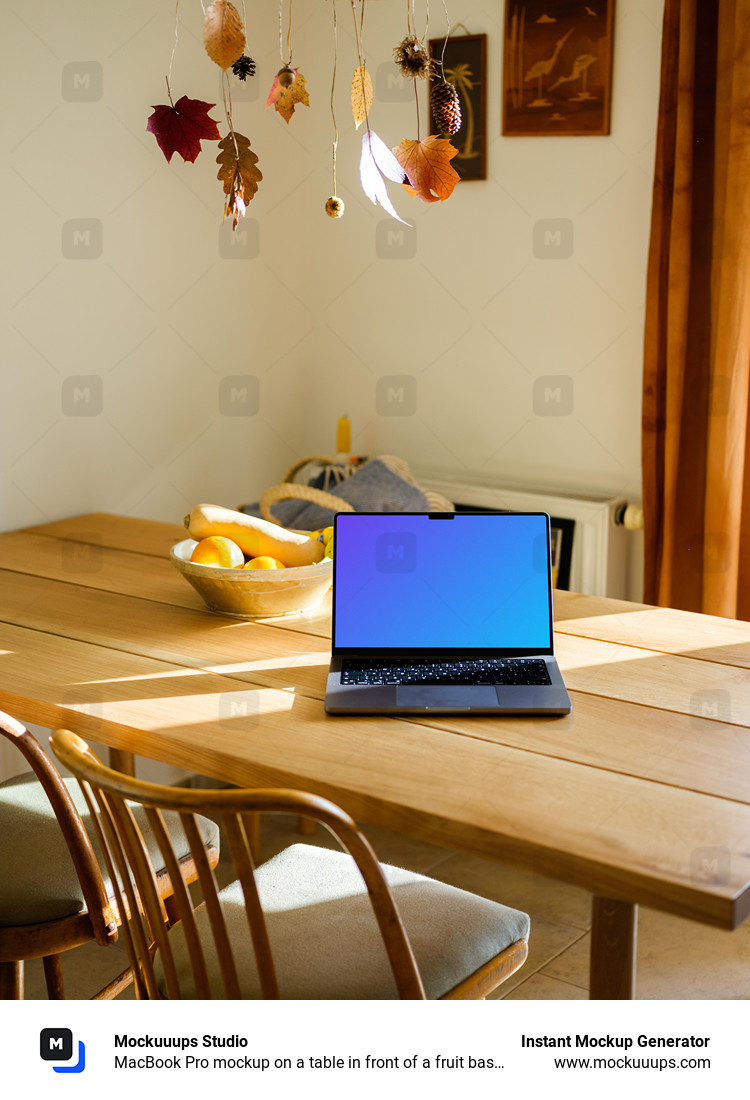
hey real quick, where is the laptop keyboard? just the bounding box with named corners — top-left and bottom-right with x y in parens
top-left (341, 657), bottom-right (551, 687)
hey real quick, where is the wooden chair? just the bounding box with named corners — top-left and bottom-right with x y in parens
top-left (0, 711), bottom-right (220, 999)
top-left (50, 728), bottom-right (530, 999)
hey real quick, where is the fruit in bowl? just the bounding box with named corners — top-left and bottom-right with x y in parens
top-left (184, 503), bottom-right (325, 566)
top-left (190, 535), bottom-right (246, 568)
top-left (171, 504), bottom-right (332, 618)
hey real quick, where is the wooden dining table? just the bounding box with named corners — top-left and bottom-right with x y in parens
top-left (2, 512), bottom-right (750, 1000)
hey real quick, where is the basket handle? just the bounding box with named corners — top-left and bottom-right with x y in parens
top-left (259, 482), bottom-right (355, 524)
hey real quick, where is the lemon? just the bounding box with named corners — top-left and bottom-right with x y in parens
top-left (190, 536), bottom-right (245, 568)
top-left (244, 556), bottom-right (284, 570)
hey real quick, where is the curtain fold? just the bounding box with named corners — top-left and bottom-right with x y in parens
top-left (642, 0), bottom-right (750, 617)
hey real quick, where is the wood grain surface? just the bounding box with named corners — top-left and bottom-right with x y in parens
top-left (3, 513), bottom-right (750, 995)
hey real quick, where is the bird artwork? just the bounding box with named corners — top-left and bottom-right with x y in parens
top-left (503, 1), bottom-right (613, 135)
top-left (548, 54), bottom-right (597, 99)
top-left (524, 27), bottom-right (574, 105)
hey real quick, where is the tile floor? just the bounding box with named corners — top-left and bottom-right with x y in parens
top-left (19, 812), bottom-right (750, 1000)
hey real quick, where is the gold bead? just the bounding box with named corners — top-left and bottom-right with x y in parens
top-left (325, 196), bottom-right (345, 218)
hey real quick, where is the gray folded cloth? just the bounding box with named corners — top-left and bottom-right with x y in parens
top-left (241, 458), bottom-right (433, 529)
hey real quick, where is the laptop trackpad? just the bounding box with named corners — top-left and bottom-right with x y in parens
top-left (396, 685), bottom-right (497, 709)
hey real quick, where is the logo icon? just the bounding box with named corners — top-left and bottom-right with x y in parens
top-left (62, 219), bottom-right (103, 259)
top-left (40, 1028), bottom-right (86, 1073)
top-left (61, 62), bottom-right (103, 102)
top-left (376, 532), bottom-right (417, 573)
top-left (533, 375), bottom-right (574, 416)
top-left (219, 374), bottom-right (259, 416)
top-left (376, 375), bottom-right (417, 416)
top-left (376, 221), bottom-right (417, 259)
top-left (533, 218), bottom-right (574, 259)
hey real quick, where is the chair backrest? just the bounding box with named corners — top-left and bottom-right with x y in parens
top-left (50, 729), bottom-right (426, 999)
top-left (0, 711), bottom-right (117, 945)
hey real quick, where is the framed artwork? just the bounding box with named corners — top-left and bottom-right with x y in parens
top-left (428, 33), bottom-right (487, 180)
top-left (502, 1), bottom-right (615, 136)
top-left (549, 516), bottom-right (574, 590)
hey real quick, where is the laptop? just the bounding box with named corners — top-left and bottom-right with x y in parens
top-left (324, 511), bottom-right (572, 715)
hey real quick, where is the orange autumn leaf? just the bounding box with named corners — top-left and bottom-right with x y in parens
top-left (392, 135), bottom-right (460, 203)
top-left (203, 0), bottom-right (246, 70)
top-left (266, 69), bottom-right (310, 123)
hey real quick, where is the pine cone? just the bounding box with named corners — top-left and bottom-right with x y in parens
top-left (430, 79), bottom-right (462, 136)
top-left (232, 55), bottom-right (256, 80)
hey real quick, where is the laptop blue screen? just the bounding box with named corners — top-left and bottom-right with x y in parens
top-left (333, 512), bottom-right (553, 651)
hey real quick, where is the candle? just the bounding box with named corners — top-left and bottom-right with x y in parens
top-left (336, 414), bottom-right (351, 454)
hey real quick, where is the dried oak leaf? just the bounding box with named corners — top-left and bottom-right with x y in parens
top-left (266, 69), bottom-right (309, 123)
top-left (203, 0), bottom-right (245, 70)
top-left (216, 131), bottom-right (262, 227)
top-left (146, 96), bottom-right (220, 164)
top-left (351, 65), bottom-right (373, 129)
top-left (393, 135), bottom-right (460, 203)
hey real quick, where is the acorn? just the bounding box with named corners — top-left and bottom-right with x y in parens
top-left (325, 196), bottom-right (345, 218)
top-left (277, 66), bottom-right (296, 88)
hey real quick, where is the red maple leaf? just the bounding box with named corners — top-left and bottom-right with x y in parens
top-left (146, 95), bottom-right (221, 164)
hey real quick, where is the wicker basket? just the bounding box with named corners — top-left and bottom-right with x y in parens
top-left (259, 454), bottom-right (453, 524)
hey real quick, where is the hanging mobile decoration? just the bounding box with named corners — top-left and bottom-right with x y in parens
top-left (430, 4), bottom-right (462, 136)
top-left (391, 0), bottom-right (460, 204)
top-left (203, 0), bottom-right (262, 227)
top-left (392, 0), bottom-right (432, 139)
top-left (430, 78), bottom-right (462, 136)
top-left (144, 0), bottom-right (462, 232)
top-left (145, 1), bottom-right (260, 229)
top-left (325, 0), bottom-right (344, 217)
top-left (232, 54), bottom-right (257, 81)
top-left (267, 0), bottom-right (309, 123)
top-left (146, 3), bottom-right (220, 164)
top-left (350, 0), bottom-right (373, 131)
top-left (147, 86), bottom-right (220, 164)
top-left (350, 0), bottom-right (410, 225)
top-left (392, 35), bottom-right (431, 81)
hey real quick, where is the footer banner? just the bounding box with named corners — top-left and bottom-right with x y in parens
top-left (6, 998), bottom-right (744, 1099)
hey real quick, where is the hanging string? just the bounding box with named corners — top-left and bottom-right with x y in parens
top-left (279, 0), bottom-right (293, 65)
top-left (350, 0), bottom-right (370, 135)
top-left (166, 0), bottom-right (182, 101)
top-left (330, 0), bottom-right (338, 195)
top-left (438, 0), bottom-right (450, 73)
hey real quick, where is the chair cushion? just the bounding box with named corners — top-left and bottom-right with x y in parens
top-left (158, 843), bottom-right (530, 999)
top-left (0, 772), bottom-right (220, 927)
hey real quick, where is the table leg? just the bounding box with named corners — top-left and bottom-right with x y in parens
top-left (589, 896), bottom-right (637, 999)
top-left (108, 749), bottom-right (135, 776)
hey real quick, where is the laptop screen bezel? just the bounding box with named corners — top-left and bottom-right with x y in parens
top-left (331, 511), bottom-right (556, 658)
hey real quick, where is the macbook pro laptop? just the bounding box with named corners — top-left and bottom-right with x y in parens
top-left (324, 511), bottom-right (572, 715)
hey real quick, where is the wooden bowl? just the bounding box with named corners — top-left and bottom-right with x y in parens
top-left (170, 539), bottom-right (332, 619)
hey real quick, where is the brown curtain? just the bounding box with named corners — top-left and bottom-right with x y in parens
top-left (642, 0), bottom-right (750, 617)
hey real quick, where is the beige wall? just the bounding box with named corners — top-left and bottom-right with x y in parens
top-left (1, 1), bottom-right (662, 556)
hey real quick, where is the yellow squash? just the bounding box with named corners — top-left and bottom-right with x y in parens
top-left (184, 504), bottom-right (324, 567)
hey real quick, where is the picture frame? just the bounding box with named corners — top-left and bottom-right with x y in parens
top-left (502, 0), bottom-right (615, 136)
top-left (549, 516), bottom-right (574, 590)
top-left (428, 33), bottom-right (487, 181)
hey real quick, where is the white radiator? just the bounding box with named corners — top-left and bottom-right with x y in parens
top-left (419, 472), bottom-right (638, 599)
